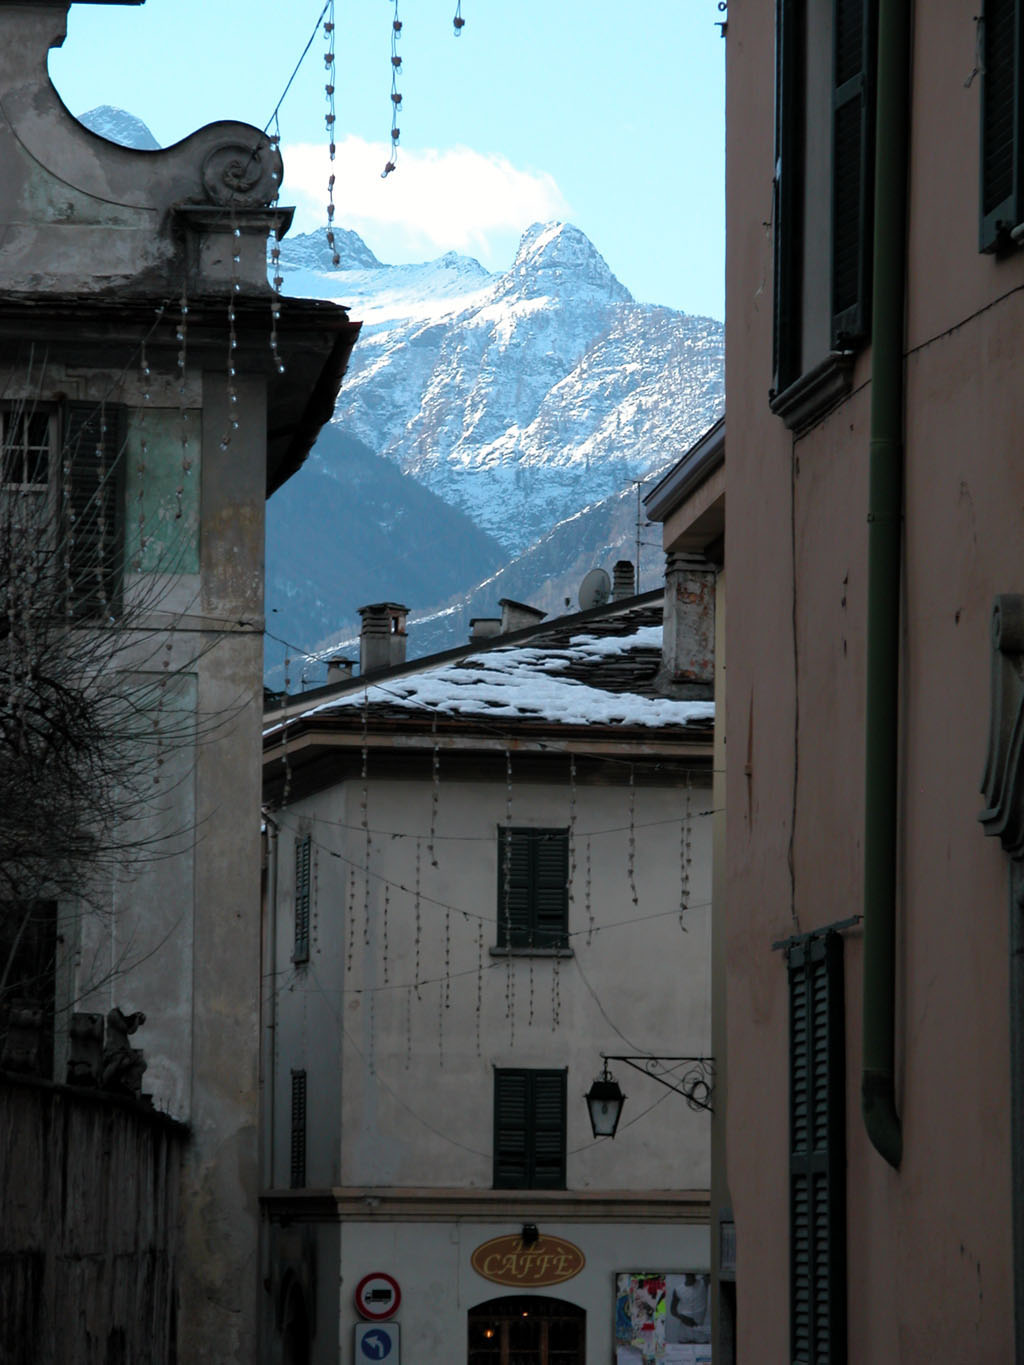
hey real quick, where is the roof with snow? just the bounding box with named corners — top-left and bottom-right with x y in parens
top-left (264, 597), bottom-right (713, 744)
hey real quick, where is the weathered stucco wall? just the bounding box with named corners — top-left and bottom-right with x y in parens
top-left (725, 1), bottom-right (1020, 1358)
top-left (0, 1077), bottom-right (184, 1365)
top-left (271, 771), bottom-right (712, 1196)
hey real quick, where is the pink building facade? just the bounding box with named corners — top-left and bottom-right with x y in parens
top-left (720, 1), bottom-right (1024, 1360)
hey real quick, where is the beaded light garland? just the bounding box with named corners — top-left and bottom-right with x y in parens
top-left (475, 918), bottom-right (483, 1056)
top-left (346, 864), bottom-right (357, 974)
top-left (627, 764), bottom-right (639, 907)
top-left (176, 291), bottom-right (192, 515)
top-left (94, 406), bottom-right (108, 614)
top-left (428, 711), bottom-right (440, 867)
top-left (679, 773), bottom-right (693, 931)
top-left (413, 836), bottom-right (423, 998)
top-left (323, 5), bottom-right (341, 261)
top-left (135, 343), bottom-right (149, 569)
top-left (220, 221), bottom-right (242, 453)
top-left (381, 1), bottom-right (402, 177)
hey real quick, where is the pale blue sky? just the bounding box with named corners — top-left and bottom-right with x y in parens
top-left (50, 1), bottom-right (725, 318)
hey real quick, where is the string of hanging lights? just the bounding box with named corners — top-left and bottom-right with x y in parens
top-left (381, 1), bottom-right (402, 178)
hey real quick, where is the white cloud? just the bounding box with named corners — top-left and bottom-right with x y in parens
top-left (280, 136), bottom-right (569, 265)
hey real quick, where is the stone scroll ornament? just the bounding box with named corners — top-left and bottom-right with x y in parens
top-left (201, 139), bottom-right (284, 210)
top-left (980, 594), bottom-right (1024, 864)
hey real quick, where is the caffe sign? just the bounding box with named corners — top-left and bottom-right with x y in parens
top-left (471, 1234), bottom-right (585, 1287)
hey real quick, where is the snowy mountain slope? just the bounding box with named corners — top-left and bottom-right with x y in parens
top-left (278, 221), bottom-right (724, 556)
top-left (76, 105), bottom-right (160, 150)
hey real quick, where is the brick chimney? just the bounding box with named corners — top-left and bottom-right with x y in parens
top-left (469, 617), bottom-right (502, 641)
top-left (499, 599), bottom-right (547, 633)
top-left (612, 560), bottom-right (636, 599)
top-left (357, 603), bottom-right (408, 674)
top-left (657, 553), bottom-right (715, 698)
top-left (326, 657), bottom-right (355, 685)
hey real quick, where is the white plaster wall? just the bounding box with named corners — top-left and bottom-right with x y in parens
top-left (272, 767), bottom-right (712, 1195)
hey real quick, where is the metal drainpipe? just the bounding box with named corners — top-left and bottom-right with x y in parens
top-left (862, 0), bottom-right (910, 1169)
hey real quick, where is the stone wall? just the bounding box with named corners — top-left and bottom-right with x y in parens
top-left (0, 1075), bottom-right (185, 1365)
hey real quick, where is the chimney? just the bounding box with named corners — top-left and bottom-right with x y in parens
top-left (499, 598), bottom-right (547, 633)
top-left (326, 657), bottom-right (355, 685)
top-left (357, 603), bottom-right (408, 674)
top-left (658, 553), bottom-right (715, 699)
top-left (612, 560), bottom-right (636, 600)
top-left (469, 617), bottom-right (502, 642)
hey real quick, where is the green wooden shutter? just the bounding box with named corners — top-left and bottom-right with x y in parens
top-left (497, 829), bottom-right (569, 948)
top-left (294, 835), bottom-right (311, 963)
top-left (494, 1069), bottom-right (530, 1187)
top-left (789, 932), bottom-right (846, 1365)
top-left (290, 1069), bottom-right (307, 1189)
top-left (831, 0), bottom-right (875, 347)
top-left (533, 832), bottom-right (569, 949)
top-left (63, 402), bottom-right (125, 620)
top-left (773, 0), bottom-right (805, 392)
top-left (530, 1070), bottom-right (567, 1189)
top-left (493, 1069), bottom-right (567, 1189)
top-left (980, 0), bottom-right (1024, 250)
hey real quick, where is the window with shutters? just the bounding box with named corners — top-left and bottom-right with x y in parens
top-left (493, 1068), bottom-right (567, 1189)
top-left (1, 402), bottom-right (125, 620)
top-left (290, 1069), bottom-right (307, 1189)
top-left (771, 0), bottom-right (876, 426)
top-left (979, 0), bottom-right (1024, 251)
top-left (788, 931), bottom-right (846, 1365)
top-left (496, 828), bottom-right (569, 951)
top-left (293, 834), bottom-right (311, 963)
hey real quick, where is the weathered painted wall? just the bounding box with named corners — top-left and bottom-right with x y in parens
top-left (0, 1077), bottom-right (184, 1365)
top-left (271, 772), bottom-right (712, 1195)
top-left (725, 1), bottom-right (1020, 1359)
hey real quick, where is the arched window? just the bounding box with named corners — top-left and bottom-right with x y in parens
top-left (468, 1295), bottom-right (585, 1365)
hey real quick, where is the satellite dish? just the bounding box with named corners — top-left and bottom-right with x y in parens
top-left (578, 567), bottom-right (611, 611)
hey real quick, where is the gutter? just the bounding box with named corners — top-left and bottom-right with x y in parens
top-left (861, 0), bottom-right (910, 1169)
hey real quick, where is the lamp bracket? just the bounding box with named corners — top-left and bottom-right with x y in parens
top-left (600, 1055), bottom-right (715, 1114)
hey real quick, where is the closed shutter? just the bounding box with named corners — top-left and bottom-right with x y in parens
top-left (294, 835), bottom-right (311, 963)
top-left (494, 1068), bottom-right (567, 1189)
top-left (498, 828), bottom-right (534, 947)
top-left (831, 0), bottom-right (875, 347)
top-left (980, 0), bottom-right (1023, 250)
top-left (531, 1070), bottom-right (568, 1188)
top-left (63, 401), bottom-right (125, 620)
top-left (789, 932), bottom-right (846, 1365)
top-left (494, 1068), bottom-right (530, 1187)
top-left (290, 1069), bottom-right (307, 1189)
top-left (533, 832), bottom-right (569, 949)
top-left (773, 0), bottom-right (805, 392)
top-left (497, 829), bottom-right (569, 948)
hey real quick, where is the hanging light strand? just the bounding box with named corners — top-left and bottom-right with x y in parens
top-left (381, 1), bottom-right (402, 177)
top-left (627, 764), bottom-right (639, 907)
top-left (267, 112), bottom-right (287, 374)
top-left (324, 3), bottom-right (341, 262)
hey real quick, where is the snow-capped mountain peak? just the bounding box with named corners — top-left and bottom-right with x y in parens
top-left (76, 105), bottom-right (160, 151)
top-left (496, 221), bottom-right (633, 305)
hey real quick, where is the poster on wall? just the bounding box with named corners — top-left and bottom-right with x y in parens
top-left (614, 1272), bottom-right (711, 1365)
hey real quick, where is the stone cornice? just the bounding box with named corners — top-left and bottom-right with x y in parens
top-left (261, 1186), bottom-right (710, 1225)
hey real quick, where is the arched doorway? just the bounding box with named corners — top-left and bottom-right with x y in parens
top-left (468, 1295), bottom-right (585, 1365)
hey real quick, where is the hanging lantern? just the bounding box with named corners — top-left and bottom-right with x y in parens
top-left (585, 1063), bottom-right (625, 1138)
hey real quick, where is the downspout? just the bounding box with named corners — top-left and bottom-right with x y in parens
top-left (861, 0), bottom-right (910, 1169)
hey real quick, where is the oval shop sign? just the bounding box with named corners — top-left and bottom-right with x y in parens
top-left (471, 1234), bottom-right (585, 1287)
